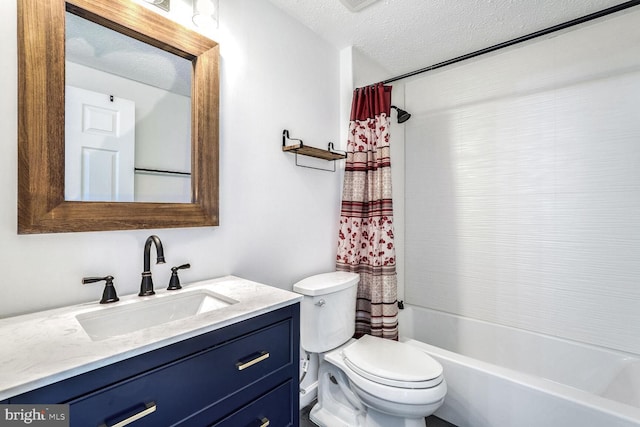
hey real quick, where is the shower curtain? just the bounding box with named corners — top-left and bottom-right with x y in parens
top-left (336, 83), bottom-right (398, 340)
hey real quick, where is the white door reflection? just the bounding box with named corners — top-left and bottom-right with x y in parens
top-left (65, 86), bottom-right (135, 202)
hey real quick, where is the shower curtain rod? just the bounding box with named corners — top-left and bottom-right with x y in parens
top-left (375, 0), bottom-right (640, 86)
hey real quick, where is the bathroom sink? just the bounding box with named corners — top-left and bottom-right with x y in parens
top-left (76, 290), bottom-right (238, 341)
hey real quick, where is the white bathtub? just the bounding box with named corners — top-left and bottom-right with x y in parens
top-left (398, 304), bottom-right (640, 427)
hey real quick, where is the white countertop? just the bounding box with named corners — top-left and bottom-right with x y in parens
top-left (0, 275), bottom-right (302, 401)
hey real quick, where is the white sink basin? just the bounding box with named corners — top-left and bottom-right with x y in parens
top-left (76, 290), bottom-right (238, 341)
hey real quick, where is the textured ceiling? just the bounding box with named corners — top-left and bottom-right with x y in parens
top-left (266, 0), bottom-right (633, 81)
top-left (66, 12), bottom-right (192, 97)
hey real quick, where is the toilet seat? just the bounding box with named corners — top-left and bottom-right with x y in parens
top-left (324, 337), bottom-right (447, 409)
top-left (342, 335), bottom-right (443, 389)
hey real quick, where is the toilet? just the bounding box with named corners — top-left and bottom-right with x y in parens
top-left (294, 272), bottom-right (447, 427)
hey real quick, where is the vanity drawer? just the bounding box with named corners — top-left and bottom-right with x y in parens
top-left (68, 319), bottom-right (293, 426)
top-left (211, 379), bottom-right (294, 427)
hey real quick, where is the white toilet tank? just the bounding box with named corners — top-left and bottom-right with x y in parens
top-left (293, 271), bottom-right (359, 353)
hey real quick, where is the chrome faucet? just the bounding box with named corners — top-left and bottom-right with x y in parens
top-left (139, 235), bottom-right (166, 296)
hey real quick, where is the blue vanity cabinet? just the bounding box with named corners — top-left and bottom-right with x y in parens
top-left (9, 303), bottom-right (300, 427)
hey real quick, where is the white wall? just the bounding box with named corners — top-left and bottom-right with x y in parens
top-left (403, 9), bottom-right (640, 355)
top-left (0, 0), bottom-right (341, 317)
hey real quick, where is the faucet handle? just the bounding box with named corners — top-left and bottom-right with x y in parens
top-left (167, 264), bottom-right (190, 290)
top-left (82, 275), bottom-right (120, 304)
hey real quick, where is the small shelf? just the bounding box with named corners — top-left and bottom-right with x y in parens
top-left (282, 143), bottom-right (346, 161)
top-left (281, 129), bottom-right (346, 171)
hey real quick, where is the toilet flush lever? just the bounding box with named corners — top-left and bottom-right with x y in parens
top-left (315, 299), bottom-right (326, 307)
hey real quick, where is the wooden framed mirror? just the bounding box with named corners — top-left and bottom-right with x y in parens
top-left (17, 0), bottom-right (219, 234)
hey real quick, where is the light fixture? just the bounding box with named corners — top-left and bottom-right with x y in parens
top-left (143, 0), bottom-right (170, 12)
top-left (193, 0), bottom-right (219, 28)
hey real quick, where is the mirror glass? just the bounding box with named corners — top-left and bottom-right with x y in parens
top-left (65, 12), bottom-right (192, 203)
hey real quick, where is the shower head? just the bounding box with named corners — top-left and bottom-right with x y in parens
top-left (391, 105), bottom-right (411, 124)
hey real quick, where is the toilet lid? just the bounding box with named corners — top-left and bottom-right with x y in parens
top-left (342, 335), bottom-right (443, 388)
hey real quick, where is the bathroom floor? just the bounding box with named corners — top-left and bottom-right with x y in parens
top-left (300, 403), bottom-right (458, 427)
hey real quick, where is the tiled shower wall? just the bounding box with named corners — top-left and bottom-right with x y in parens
top-left (403, 8), bottom-right (640, 355)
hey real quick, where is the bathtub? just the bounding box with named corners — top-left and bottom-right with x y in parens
top-left (398, 304), bottom-right (640, 427)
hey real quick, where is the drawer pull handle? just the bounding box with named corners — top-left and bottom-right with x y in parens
top-left (258, 417), bottom-right (270, 427)
top-left (236, 351), bottom-right (270, 370)
top-left (100, 401), bottom-right (156, 427)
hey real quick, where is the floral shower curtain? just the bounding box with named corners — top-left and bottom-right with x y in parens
top-left (336, 83), bottom-right (398, 340)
